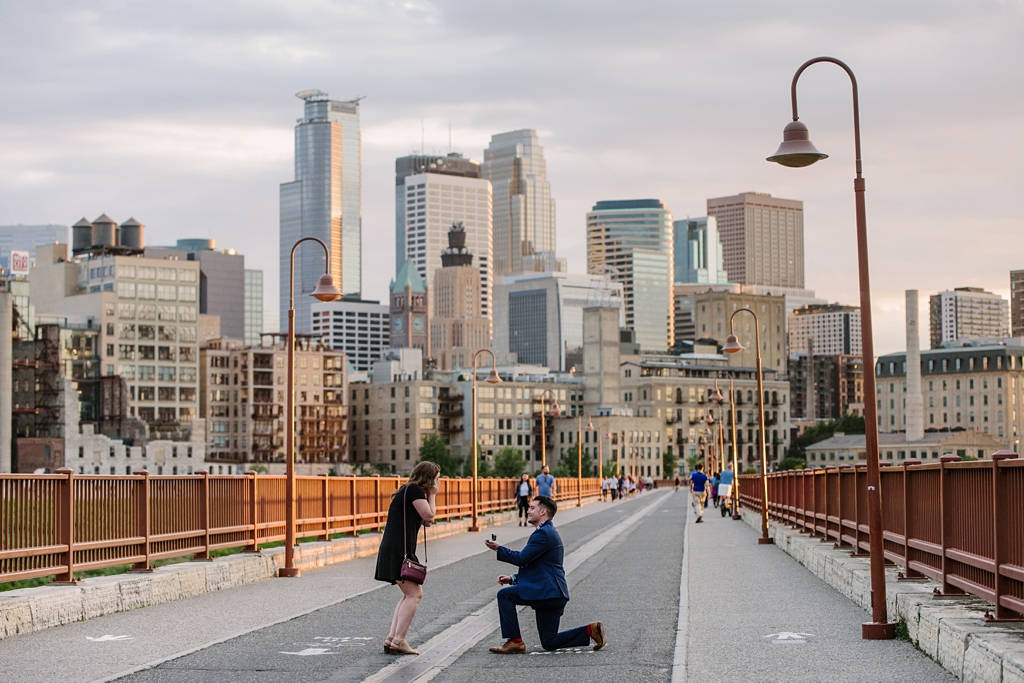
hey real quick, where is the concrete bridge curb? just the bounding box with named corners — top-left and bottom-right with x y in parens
top-left (0, 500), bottom-right (592, 641)
top-left (738, 508), bottom-right (1024, 682)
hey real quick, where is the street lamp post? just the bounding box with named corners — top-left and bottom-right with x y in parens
top-left (703, 412), bottom-right (716, 473)
top-left (279, 237), bottom-right (341, 578)
top-left (723, 307), bottom-right (773, 545)
top-left (729, 376), bottom-right (741, 520)
top-left (470, 349), bottom-right (502, 532)
top-left (536, 390), bottom-right (561, 468)
top-left (766, 55), bottom-right (895, 639)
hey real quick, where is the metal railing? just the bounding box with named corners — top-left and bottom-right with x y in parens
top-left (0, 471), bottom-right (601, 586)
top-left (738, 453), bottom-right (1024, 620)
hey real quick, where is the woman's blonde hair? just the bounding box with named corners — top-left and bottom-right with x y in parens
top-left (407, 461), bottom-right (441, 491)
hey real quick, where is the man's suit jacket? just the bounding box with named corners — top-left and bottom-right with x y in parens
top-left (496, 520), bottom-right (569, 600)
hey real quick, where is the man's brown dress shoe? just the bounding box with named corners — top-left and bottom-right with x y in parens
top-left (489, 639), bottom-right (526, 654)
top-left (589, 622), bottom-right (606, 650)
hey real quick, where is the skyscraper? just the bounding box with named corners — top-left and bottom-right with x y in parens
top-left (394, 154), bottom-right (493, 328)
top-left (494, 271), bottom-right (622, 372)
top-left (706, 191), bottom-right (804, 288)
top-left (483, 130), bottom-right (556, 276)
top-left (586, 199), bottom-right (673, 352)
top-left (279, 90), bottom-right (362, 334)
top-left (1011, 270), bottom-right (1024, 337)
top-left (673, 216), bottom-right (727, 285)
top-left (929, 287), bottom-right (1010, 348)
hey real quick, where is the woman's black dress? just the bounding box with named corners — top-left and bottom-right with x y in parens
top-left (374, 483), bottom-right (426, 584)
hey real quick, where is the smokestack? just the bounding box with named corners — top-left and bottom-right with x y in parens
top-left (905, 290), bottom-right (924, 441)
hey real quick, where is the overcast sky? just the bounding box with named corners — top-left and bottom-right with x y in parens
top-left (2, 1), bottom-right (1022, 355)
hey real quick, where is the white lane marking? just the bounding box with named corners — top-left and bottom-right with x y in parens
top-left (360, 491), bottom-right (673, 683)
top-left (671, 494), bottom-right (690, 683)
top-left (764, 631), bottom-right (814, 644)
top-left (86, 635), bottom-right (133, 642)
top-left (281, 647), bottom-right (333, 656)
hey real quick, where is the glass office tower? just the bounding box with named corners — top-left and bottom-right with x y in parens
top-left (586, 199), bottom-right (674, 352)
top-left (279, 90), bottom-right (362, 334)
top-left (483, 130), bottom-right (556, 276)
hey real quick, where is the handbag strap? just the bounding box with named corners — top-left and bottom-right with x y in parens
top-left (402, 484), bottom-right (427, 563)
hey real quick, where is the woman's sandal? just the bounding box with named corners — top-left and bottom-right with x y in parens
top-left (389, 638), bottom-right (420, 655)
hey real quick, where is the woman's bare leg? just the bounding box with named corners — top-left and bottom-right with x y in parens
top-left (394, 580), bottom-right (423, 640)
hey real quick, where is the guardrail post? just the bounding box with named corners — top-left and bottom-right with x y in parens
top-left (897, 460), bottom-right (925, 581)
top-left (349, 474), bottom-right (358, 536)
top-left (834, 466), bottom-right (851, 550)
top-left (321, 473), bottom-right (330, 540)
top-left (52, 467), bottom-right (78, 584)
top-left (984, 450), bottom-right (1019, 621)
top-left (130, 470), bottom-right (153, 572)
top-left (820, 468), bottom-right (832, 543)
top-left (851, 464), bottom-right (868, 557)
top-left (193, 471), bottom-right (212, 561)
top-left (374, 474), bottom-right (383, 532)
top-left (245, 470), bottom-right (259, 552)
top-left (935, 454), bottom-right (965, 597)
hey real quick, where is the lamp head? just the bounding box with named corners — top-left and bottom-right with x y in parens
top-left (723, 334), bottom-right (744, 354)
top-left (710, 384), bottom-right (724, 403)
top-left (766, 120), bottom-right (828, 168)
top-left (586, 419), bottom-right (595, 431)
top-left (550, 399), bottom-right (562, 416)
top-left (485, 368), bottom-right (502, 384)
top-left (312, 273), bottom-right (342, 302)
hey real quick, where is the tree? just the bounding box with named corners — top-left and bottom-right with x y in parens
top-left (493, 448), bottom-right (528, 478)
top-left (419, 434), bottom-right (459, 476)
top-left (777, 456), bottom-right (806, 471)
top-left (663, 448), bottom-right (678, 478)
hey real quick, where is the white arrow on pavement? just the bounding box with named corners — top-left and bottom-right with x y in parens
top-left (280, 648), bottom-right (333, 656)
top-left (86, 635), bottom-right (133, 642)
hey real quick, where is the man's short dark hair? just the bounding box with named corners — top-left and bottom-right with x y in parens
top-left (696, 463), bottom-right (704, 471)
top-left (533, 495), bottom-right (557, 519)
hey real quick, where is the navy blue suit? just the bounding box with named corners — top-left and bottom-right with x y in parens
top-left (495, 520), bottom-right (589, 650)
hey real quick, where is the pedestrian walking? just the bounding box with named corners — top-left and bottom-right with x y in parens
top-left (535, 465), bottom-right (556, 498)
top-left (689, 464), bottom-right (708, 523)
top-left (374, 461), bottom-right (440, 655)
top-left (710, 472), bottom-right (720, 508)
top-left (609, 476), bottom-right (619, 501)
top-left (514, 473), bottom-right (533, 526)
top-left (674, 475), bottom-right (680, 491)
top-left (484, 496), bottom-right (606, 653)
top-left (600, 476), bottom-right (609, 501)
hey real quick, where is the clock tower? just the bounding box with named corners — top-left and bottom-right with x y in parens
top-left (389, 259), bottom-right (430, 355)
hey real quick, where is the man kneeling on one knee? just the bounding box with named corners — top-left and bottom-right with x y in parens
top-left (483, 496), bottom-right (606, 653)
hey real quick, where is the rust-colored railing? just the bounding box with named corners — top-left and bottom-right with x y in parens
top-left (0, 470), bottom-right (601, 586)
top-left (738, 453), bottom-right (1024, 620)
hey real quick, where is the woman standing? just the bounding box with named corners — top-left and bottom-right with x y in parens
top-left (514, 472), bottom-right (532, 526)
top-left (375, 461), bottom-right (440, 655)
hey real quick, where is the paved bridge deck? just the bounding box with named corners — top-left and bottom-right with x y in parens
top-left (0, 490), bottom-right (953, 682)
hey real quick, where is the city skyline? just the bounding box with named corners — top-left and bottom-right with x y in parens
top-left (2, 2), bottom-right (1021, 356)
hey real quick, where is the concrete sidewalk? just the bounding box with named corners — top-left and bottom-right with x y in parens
top-left (682, 497), bottom-right (952, 682)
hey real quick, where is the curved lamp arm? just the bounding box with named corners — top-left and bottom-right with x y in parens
top-left (789, 56), bottom-right (862, 179)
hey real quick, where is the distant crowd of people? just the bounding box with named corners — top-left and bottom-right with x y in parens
top-left (599, 474), bottom-right (656, 500)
